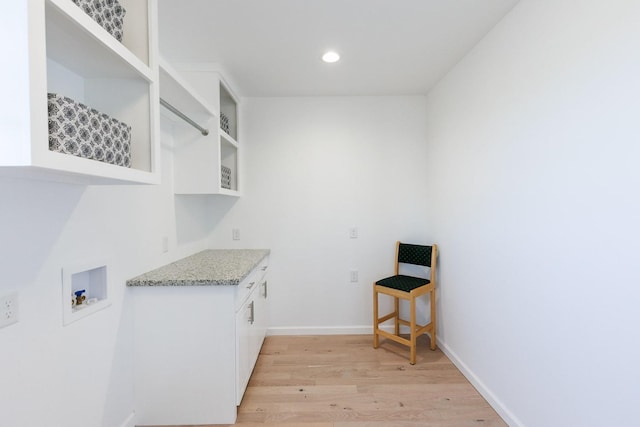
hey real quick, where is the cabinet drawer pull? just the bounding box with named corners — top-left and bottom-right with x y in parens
top-left (261, 265), bottom-right (268, 271)
top-left (246, 281), bottom-right (256, 290)
top-left (248, 301), bottom-right (255, 324)
top-left (261, 281), bottom-right (268, 298)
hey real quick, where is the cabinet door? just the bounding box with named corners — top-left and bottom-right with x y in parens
top-left (252, 279), bottom-right (269, 355)
top-left (235, 295), bottom-right (254, 405)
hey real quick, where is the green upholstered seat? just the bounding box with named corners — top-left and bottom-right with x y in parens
top-left (376, 275), bottom-right (430, 292)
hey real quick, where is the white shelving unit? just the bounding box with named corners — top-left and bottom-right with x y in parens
top-left (219, 80), bottom-right (239, 194)
top-left (161, 64), bottom-right (240, 196)
top-left (0, 0), bottom-right (160, 185)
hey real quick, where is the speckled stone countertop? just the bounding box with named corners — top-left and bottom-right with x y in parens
top-left (126, 249), bottom-right (270, 287)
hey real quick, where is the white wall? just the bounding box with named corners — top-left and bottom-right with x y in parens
top-left (208, 96), bottom-right (432, 333)
top-left (7, 1), bottom-right (639, 425)
top-left (424, 0), bottom-right (640, 425)
top-left (0, 121), bottom-right (212, 427)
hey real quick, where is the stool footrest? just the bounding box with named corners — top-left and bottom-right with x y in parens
top-left (375, 328), bottom-right (411, 347)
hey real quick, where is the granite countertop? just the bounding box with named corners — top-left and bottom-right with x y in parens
top-left (126, 249), bottom-right (270, 287)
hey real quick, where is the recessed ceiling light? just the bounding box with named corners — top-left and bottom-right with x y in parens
top-left (322, 51), bottom-right (340, 63)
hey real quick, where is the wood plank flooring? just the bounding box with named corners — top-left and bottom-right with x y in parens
top-left (148, 334), bottom-right (507, 427)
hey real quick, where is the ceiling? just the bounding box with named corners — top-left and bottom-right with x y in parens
top-left (157, 0), bottom-right (520, 97)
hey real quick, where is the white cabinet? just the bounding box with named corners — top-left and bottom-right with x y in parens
top-left (162, 66), bottom-right (241, 196)
top-left (255, 277), bottom-right (270, 348)
top-left (0, 0), bottom-right (160, 185)
top-left (235, 265), bottom-right (269, 404)
top-left (132, 255), bottom-right (269, 426)
top-left (235, 293), bottom-right (253, 403)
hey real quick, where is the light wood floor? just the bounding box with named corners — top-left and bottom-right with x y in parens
top-left (149, 334), bottom-right (507, 427)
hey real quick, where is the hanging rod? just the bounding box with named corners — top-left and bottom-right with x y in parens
top-left (160, 98), bottom-right (209, 136)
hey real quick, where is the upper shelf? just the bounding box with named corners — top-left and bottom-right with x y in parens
top-left (159, 58), bottom-right (217, 125)
top-left (0, 0), bottom-right (161, 185)
top-left (46, 0), bottom-right (153, 81)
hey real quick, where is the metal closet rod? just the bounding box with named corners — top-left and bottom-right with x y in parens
top-left (160, 98), bottom-right (210, 136)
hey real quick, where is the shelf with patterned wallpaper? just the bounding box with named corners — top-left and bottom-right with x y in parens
top-left (0, 0), bottom-right (160, 185)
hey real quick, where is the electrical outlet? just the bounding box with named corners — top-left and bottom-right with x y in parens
top-left (162, 236), bottom-right (169, 253)
top-left (349, 227), bottom-right (358, 239)
top-left (232, 228), bottom-right (240, 240)
top-left (0, 292), bottom-right (19, 329)
top-left (350, 270), bottom-right (359, 283)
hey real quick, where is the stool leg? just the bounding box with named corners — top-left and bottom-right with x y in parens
top-left (430, 288), bottom-right (436, 351)
top-left (410, 296), bottom-right (417, 365)
top-left (373, 286), bottom-right (379, 348)
top-left (394, 296), bottom-right (400, 336)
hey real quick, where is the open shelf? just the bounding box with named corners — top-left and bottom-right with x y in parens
top-left (219, 81), bottom-right (237, 140)
top-left (220, 132), bottom-right (238, 192)
top-left (0, 0), bottom-right (160, 185)
top-left (163, 65), bottom-right (240, 196)
top-left (159, 58), bottom-right (216, 126)
top-left (46, 0), bottom-right (153, 81)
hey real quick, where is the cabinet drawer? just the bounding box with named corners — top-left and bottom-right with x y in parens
top-left (255, 256), bottom-right (269, 283)
top-left (235, 270), bottom-right (258, 312)
top-left (235, 256), bottom-right (269, 311)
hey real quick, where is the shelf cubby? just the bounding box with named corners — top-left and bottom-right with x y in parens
top-left (161, 63), bottom-right (240, 196)
top-left (0, 0), bottom-right (160, 185)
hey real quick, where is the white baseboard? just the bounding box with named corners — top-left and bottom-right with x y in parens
top-left (436, 338), bottom-right (523, 427)
top-left (118, 412), bottom-right (135, 427)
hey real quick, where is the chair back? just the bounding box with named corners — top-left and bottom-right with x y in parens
top-left (397, 243), bottom-right (433, 267)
